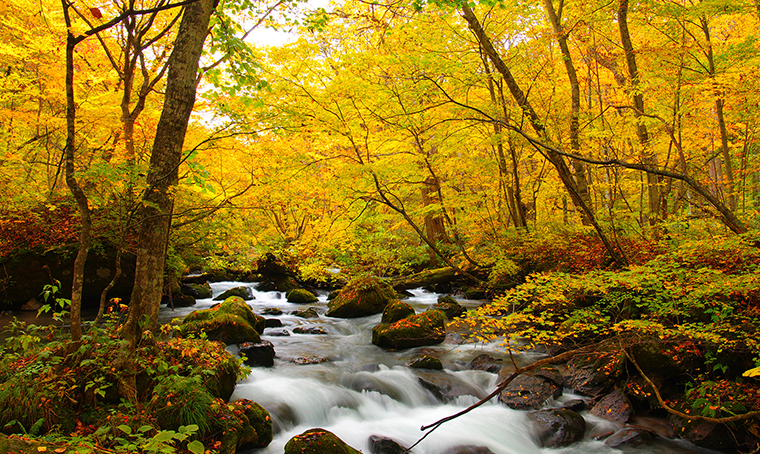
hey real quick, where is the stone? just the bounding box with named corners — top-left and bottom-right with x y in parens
top-left (369, 435), bottom-right (408, 454)
top-left (215, 399), bottom-right (273, 454)
top-left (292, 356), bottom-right (328, 365)
top-left (567, 351), bottom-right (625, 397)
top-left (431, 295), bottom-right (466, 319)
top-left (407, 354), bottom-right (443, 370)
top-left (469, 354), bottom-right (502, 374)
top-left (527, 409), bottom-right (586, 448)
top-left (261, 307), bottom-right (283, 315)
top-left (239, 340), bottom-right (276, 367)
top-left (213, 286), bottom-right (253, 301)
top-left (372, 310), bottom-right (447, 349)
top-left (286, 288), bottom-right (319, 304)
top-left (441, 446), bottom-right (496, 454)
top-left (284, 428), bottom-right (361, 454)
top-left (293, 326), bottom-right (328, 335)
top-left (178, 296), bottom-right (262, 344)
top-left (499, 374), bottom-right (562, 410)
top-left (381, 300), bottom-right (415, 324)
top-left (291, 307), bottom-right (320, 318)
top-left (603, 426), bottom-right (652, 447)
top-left (326, 276), bottom-right (397, 318)
top-left (256, 253), bottom-right (298, 292)
top-left (417, 371), bottom-right (485, 403)
top-left (589, 389), bottom-right (632, 424)
top-left (182, 282), bottom-right (212, 299)
top-left (268, 329), bottom-right (291, 336)
top-left (265, 318), bottom-right (283, 328)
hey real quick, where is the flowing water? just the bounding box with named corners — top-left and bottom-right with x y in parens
top-left (158, 282), bottom-right (718, 454)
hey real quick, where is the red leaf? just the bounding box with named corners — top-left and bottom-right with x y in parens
top-left (90, 7), bottom-right (102, 19)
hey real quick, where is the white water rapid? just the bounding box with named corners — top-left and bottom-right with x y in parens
top-left (158, 282), bottom-right (718, 454)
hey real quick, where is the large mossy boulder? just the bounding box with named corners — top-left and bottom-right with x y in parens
top-left (372, 310), bottom-right (447, 349)
top-left (327, 276), bottom-right (397, 318)
top-left (178, 296), bottom-right (265, 344)
top-left (284, 428), bottom-right (361, 454)
top-left (214, 399), bottom-right (273, 454)
top-left (381, 300), bottom-right (415, 323)
top-left (183, 282), bottom-right (213, 299)
top-left (287, 288), bottom-right (319, 304)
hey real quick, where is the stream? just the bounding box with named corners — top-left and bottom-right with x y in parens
top-left (158, 281), bottom-right (718, 454)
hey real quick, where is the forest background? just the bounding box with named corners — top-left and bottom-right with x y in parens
top-left (2, 0), bottom-right (760, 447)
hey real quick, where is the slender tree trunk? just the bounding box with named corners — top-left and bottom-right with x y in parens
top-left (542, 0), bottom-right (593, 224)
top-left (62, 1), bottom-right (92, 342)
top-left (699, 16), bottom-right (736, 211)
top-left (618, 0), bottom-right (662, 228)
top-left (121, 0), bottom-right (216, 345)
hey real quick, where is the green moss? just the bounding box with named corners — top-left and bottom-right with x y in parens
top-left (179, 297), bottom-right (264, 343)
top-left (287, 288), bottom-right (319, 304)
top-left (284, 428), bottom-right (361, 454)
top-left (326, 276), bottom-right (397, 318)
top-left (381, 300), bottom-right (415, 324)
top-left (372, 310), bottom-right (447, 349)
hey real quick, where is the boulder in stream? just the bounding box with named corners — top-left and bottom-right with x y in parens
top-left (372, 310), bottom-right (447, 349)
top-left (527, 409), bottom-right (586, 448)
top-left (284, 428), bottom-right (361, 454)
top-left (381, 300), bottom-right (415, 324)
top-left (407, 354), bottom-right (443, 370)
top-left (589, 388), bottom-right (632, 424)
top-left (239, 340), bottom-right (276, 367)
top-left (287, 288), bottom-right (319, 304)
top-left (213, 285), bottom-right (254, 301)
top-left (293, 325), bottom-right (328, 335)
top-left (431, 295), bottom-right (466, 319)
top-left (182, 281), bottom-right (212, 299)
top-left (441, 446), bottom-right (496, 454)
top-left (566, 351), bottom-right (625, 397)
top-left (292, 307), bottom-right (320, 318)
top-left (369, 435), bottom-right (408, 454)
top-left (499, 372), bottom-right (562, 410)
top-left (326, 276), bottom-right (397, 318)
top-left (178, 296), bottom-right (264, 344)
top-left (215, 399), bottom-right (273, 454)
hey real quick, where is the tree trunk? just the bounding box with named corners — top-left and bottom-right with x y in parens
top-left (618, 0), bottom-right (662, 227)
top-left (62, 1), bottom-right (93, 342)
top-left (542, 0), bottom-right (593, 224)
top-left (121, 0), bottom-right (216, 346)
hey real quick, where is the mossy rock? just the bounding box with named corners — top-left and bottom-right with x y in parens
top-left (407, 354), bottom-right (443, 370)
top-left (372, 310), bottom-right (447, 349)
top-left (287, 288), bottom-right (319, 304)
top-left (215, 399), bottom-right (273, 454)
top-left (213, 286), bottom-right (253, 301)
top-left (179, 296), bottom-right (263, 344)
top-left (284, 428), bottom-right (361, 454)
top-left (381, 300), bottom-right (415, 324)
top-left (326, 276), bottom-right (397, 318)
top-left (187, 282), bottom-right (213, 299)
top-left (431, 296), bottom-right (466, 319)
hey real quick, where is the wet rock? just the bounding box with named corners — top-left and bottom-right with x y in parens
top-left (215, 399), bottom-right (273, 453)
top-left (567, 351), bottom-right (625, 397)
top-left (284, 428), bottom-right (361, 454)
top-left (407, 354), bottom-right (443, 370)
top-left (372, 310), bottom-right (446, 350)
top-left (256, 253), bottom-right (298, 292)
top-left (630, 416), bottom-right (675, 439)
top-left (417, 371), bottom-right (485, 402)
top-left (603, 426), bottom-right (652, 447)
top-left (265, 318), bottom-right (283, 328)
top-left (589, 389), bottom-right (632, 424)
top-left (561, 399), bottom-right (588, 412)
top-left (381, 300), bottom-right (415, 324)
top-left (239, 340), bottom-right (276, 368)
top-left (286, 288), bottom-right (319, 304)
top-left (291, 307), bottom-right (320, 319)
top-left (527, 409), bottom-right (586, 448)
top-left (533, 365), bottom-right (564, 387)
top-left (668, 414), bottom-right (744, 451)
top-left (499, 374), bottom-right (562, 410)
top-left (369, 435), bottom-right (408, 454)
top-left (441, 446), bottom-right (495, 454)
top-left (431, 295), bottom-right (466, 319)
top-left (214, 286), bottom-right (254, 301)
top-left (261, 307), bottom-right (283, 315)
top-left (178, 296), bottom-right (262, 344)
top-left (292, 356), bottom-right (328, 365)
top-left (182, 282), bottom-right (212, 299)
top-left (469, 354), bottom-right (502, 374)
top-left (267, 329), bottom-right (290, 336)
top-left (327, 276), bottom-right (397, 318)
top-left (293, 326), bottom-right (328, 335)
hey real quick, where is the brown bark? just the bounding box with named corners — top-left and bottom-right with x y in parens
top-left (618, 0), bottom-right (662, 226)
top-left (62, 0), bottom-right (93, 342)
top-left (121, 0), bottom-right (216, 345)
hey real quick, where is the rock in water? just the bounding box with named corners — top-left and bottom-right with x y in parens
top-left (326, 276), bottom-right (397, 318)
top-left (372, 310), bottom-right (447, 349)
top-left (527, 409), bottom-right (586, 448)
top-left (284, 428), bottom-right (361, 454)
top-left (286, 288), bottom-right (319, 304)
top-left (239, 340), bottom-right (276, 367)
top-left (213, 286), bottom-right (254, 301)
top-left (178, 296), bottom-right (264, 344)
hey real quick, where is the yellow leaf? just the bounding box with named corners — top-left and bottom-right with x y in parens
top-left (37, 448), bottom-right (47, 452)
top-left (743, 366), bottom-right (760, 378)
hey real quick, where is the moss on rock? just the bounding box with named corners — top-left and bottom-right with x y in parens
top-left (326, 276), bottom-right (397, 318)
top-left (287, 288), bottom-right (319, 304)
top-left (179, 296), bottom-right (263, 344)
top-left (284, 428), bottom-right (361, 454)
top-left (372, 310), bottom-right (447, 349)
top-left (381, 300), bottom-right (415, 324)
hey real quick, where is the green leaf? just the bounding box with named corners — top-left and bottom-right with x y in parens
top-left (188, 440), bottom-right (205, 454)
top-left (117, 424), bottom-right (132, 435)
top-left (153, 430), bottom-right (176, 442)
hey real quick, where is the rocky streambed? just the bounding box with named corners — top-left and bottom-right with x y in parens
top-left (162, 280), bottom-right (727, 454)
